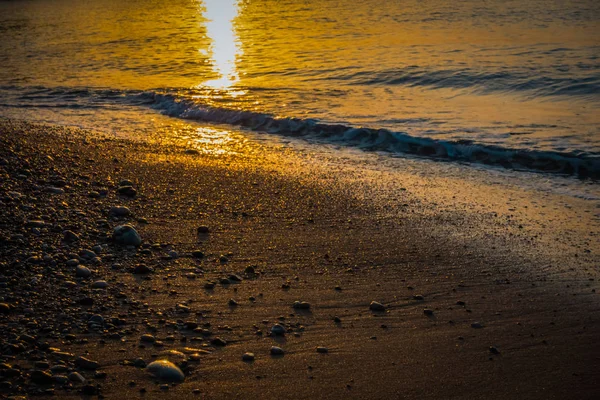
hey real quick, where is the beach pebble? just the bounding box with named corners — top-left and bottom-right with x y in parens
top-left (146, 360), bottom-right (185, 382)
top-left (271, 324), bottom-right (286, 336)
top-left (75, 265), bottom-right (92, 279)
top-left (423, 309), bottom-right (434, 316)
top-left (191, 250), bottom-right (204, 259)
top-left (75, 356), bottom-right (99, 370)
top-left (292, 301), bottom-right (311, 310)
top-left (369, 301), bottom-right (386, 311)
top-left (270, 346), bottom-right (284, 356)
top-left (46, 187), bottom-right (64, 194)
top-left (91, 280), bottom-right (108, 289)
top-left (109, 206), bottom-right (131, 218)
top-left (210, 338), bottom-right (227, 347)
top-left (316, 347), bottom-right (329, 354)
top-left (66, 259), bottom-right (79, 267)
top-left (168, 250), bottom-right (179, 259)
top-left (0, 303), bottom-right (10, 314)
top-left (140, 334), bottom-right (156, 343)
top-left (133, 264), bottom-right (153, 274)
top-left (242, 352), bottom-right (255, 362)
top-left (197, 226), bottom-right (209, 234)
top-left (117, 186), bottom-right (137, 197)
top-left (471, 322), bottom-right (484, 329)
top-left (113, 225), bottom-right (142, 246)
top-left (228, 299), bottom-right (239, 306)
top-left (63, 230), bottom-right (80, 243)
top-left (68, 372), bottom-right (85, 384)
top-left (30, 370), bottom-right (54, 384)
top-left (88, 315), bottom-right (104, 325)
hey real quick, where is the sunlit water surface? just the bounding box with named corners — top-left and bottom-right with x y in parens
top-left (0, 0), bottom-right (599, 175)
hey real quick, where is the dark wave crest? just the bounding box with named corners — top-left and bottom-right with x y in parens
top-left (1, 85), bottom-right (598, 179)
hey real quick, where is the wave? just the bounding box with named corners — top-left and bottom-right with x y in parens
top-left (330, 68), bottom-right (600, 98)
top-left (1, 85), bottom-right (599, 179)
top-left (141, 92), bottom-right (600, 179)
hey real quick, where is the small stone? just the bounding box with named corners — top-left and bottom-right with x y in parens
top-left (316, 347), bottom-right (329, 354)
top-left (292, 301), bottom-right (311, 310)
top-left (46, 187), bottom-right (65, 194)
top-left (133, 264), bottom-right (153, 274)
top-left (270, 346), bottom-right (284, 356)
top-left (244, 265), bottom-right (256, 274)
top-left (30, 370), bottom-right (54, 384)
top-left (471, 322), bottom-right (484, 329)
top-left (197, 226), bottom-right (209, 234)
top-left (75, 356), bottom-right (99, 370)
top-left (75, 266), bottom-right (92, 278)
top-left (82, 384), bottom-right (97, 395)
top-left (228, 299), bottom-right (239, 306)
top-left (133, 358), bottom-right (147, 368)
top-left (117, 186), bottom-right (137, 197)
top-left (489, 346), bottom-right (500, 355)
top-left (63, 230), bottom-right (80, 243)
top-left (423, 309), bottom-right (434, 316)
top-left (456, 301), bottom-right (466, 306)
top-left (271, 324), bottom-right (286, 336)
top-left (91, 280), bottom-right (108, 289)
top-left (68, 372), bottom-right (86, 384)
top-left (140, 334), bottom-right (156, 343)
top-left (66, 259), bottom-right (80, 267)
top-left (369, 301), bottom-right (386, 311)
top-left (242, 352), bottom-right (255, 362)
top-left (113, 225), bottom-right (142, 246)
top-left (203, 282), bottom-right (215, 289)
top-left (109, 206), bottom-right (131, 218)
top-left (146, 360), bottom-right (185, 382)
top-left (210, 338), bottom-right (227, 347)
top-left (191, 250), bottom-right (204, 259)
top-left (413, 295), bottom-right (425, 300)
top-left (0, 303), bottom-right (11, 314)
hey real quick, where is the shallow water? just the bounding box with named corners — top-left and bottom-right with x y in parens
top-left (0, 0), bottom-right (599, 175)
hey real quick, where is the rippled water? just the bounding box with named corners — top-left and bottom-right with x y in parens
top-left (0, 0), bottom-right (599, 176)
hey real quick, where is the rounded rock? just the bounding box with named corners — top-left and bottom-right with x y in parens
top-left (75, 265), bottom-right (92, 279)
top-left (369, 301), bottom-right (386, 311)
top-left (146, 360), bottom-right (185, 382)
top-left (113, 225), bottom-right (142, 247)
top-left (270, 324), bottom-right (286, 336)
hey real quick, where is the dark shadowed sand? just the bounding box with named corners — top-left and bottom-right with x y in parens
top-left (0, 118), bottom-right (598, 399)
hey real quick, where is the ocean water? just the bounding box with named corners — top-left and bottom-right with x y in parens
top-left (0, 0), bottom-right (599, 177)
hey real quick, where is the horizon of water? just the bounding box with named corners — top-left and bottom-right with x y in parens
top-left (0, 0), bottom-right (599, 177)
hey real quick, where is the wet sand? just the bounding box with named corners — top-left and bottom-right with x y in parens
top-left (0, 118), bottom-right (598, 399)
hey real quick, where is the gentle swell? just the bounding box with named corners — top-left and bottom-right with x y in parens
top-left (142, 92), bottom-right (600, 179)
top-left (332, 68), bottom-right (600, 98)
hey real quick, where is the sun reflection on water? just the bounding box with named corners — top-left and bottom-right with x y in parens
top-left (199, 0), bottom-right (241, 91)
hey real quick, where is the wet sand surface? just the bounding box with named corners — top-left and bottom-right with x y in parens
top-left (0, 119), bottom-right (598, 399)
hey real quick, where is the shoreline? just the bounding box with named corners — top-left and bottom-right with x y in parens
top-left (0, 118), bottom-right (598, 399)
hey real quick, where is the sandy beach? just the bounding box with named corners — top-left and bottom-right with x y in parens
top-left (0, 118), bottom-right (599, 399)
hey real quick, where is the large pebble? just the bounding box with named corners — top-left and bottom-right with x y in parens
top-left (113, 225), bottom-right (142, 246)
top-left (146, 360), bottom-right (185, 382)
top-left (271, 324), bottom-right (286, 336)
top-left (75, 356), bottom-right (99, 370)
top-left (109, 206), bottom-right (131, 218)
top-left (76, 266), bottom-right (92, 279)
top-left (369, 301), bottom-right (386, 311)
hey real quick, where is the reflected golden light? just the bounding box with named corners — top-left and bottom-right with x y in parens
top-left (199, 0), bottom-right (240, 90)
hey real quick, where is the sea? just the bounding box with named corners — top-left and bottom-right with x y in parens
top-left (0, 0), bottom-right (599, 178)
